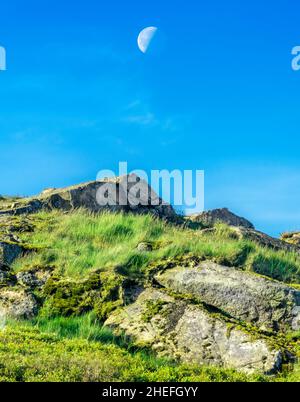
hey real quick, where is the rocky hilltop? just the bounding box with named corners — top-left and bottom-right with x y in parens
top-left (0, 178), bottom-right (300, 380)
top-left (0, 175), bottom-right (176, 220)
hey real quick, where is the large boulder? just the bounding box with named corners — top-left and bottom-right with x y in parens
top-left (105, 288), bottom-right (283, 375)
top-left (190, 208), bottom-right (254, 229)
top-left (155, 262), bottom-right (300, 332)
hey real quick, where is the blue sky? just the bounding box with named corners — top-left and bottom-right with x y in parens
top-left (0, 0), bottom-right (300, 236)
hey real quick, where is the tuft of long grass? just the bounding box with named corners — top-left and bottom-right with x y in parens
top-left (11, 209), bottom-right (300, 283)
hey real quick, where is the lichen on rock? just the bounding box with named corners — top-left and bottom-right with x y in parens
top-left (105, 288), bottom-right (284, 375)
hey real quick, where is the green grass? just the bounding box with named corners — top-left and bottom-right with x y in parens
top-left (1, 316), bottom-right (299, 382)
top-left (0, 323), bottom-right (269, 382)
top-left (11, 210), bottom-right (300, 283)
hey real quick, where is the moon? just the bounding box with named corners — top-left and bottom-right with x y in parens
top-left (137, 26), bottom-right (158, 53)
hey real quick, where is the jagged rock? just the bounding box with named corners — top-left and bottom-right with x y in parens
top-left (190, 208), bottom-right (254, 229)
top-left (281, 232), bottom-right (300, 246)
top-left (155, 262), bottom-right (300, 331)
top-left (105, 288), bottom-right (284, 374)
top-left (0, 242), bottom-right (23, 265)
top-left (0, 288), bottom-right (38, 319)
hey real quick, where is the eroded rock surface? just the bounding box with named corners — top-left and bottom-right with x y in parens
top-left (105, 288), bottom-right (283, 374)
top-left (155, 262), bottom-right (300, 331)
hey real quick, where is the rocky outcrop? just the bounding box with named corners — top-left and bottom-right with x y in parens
top-left (0, 200), bottom-right (43, 217)
top-left (199, 225), bottom-right (299, 253)
top-left (281, 232), bottom-right (300, 246)
top-left (0, 175), bottom-right (177, 221)
top-left (190, 208), bottom-right (254, 229)
top-left (232, 227), bottom-right (299, 252)
top-left (105, 288), bottom-right (283, 375)
top-left (155, 262), bottom-right (300, 331)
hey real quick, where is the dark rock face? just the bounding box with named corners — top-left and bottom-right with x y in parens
top-left (190, 208), bottom-right (255, 229)
top-left (155, 262), bottom-right (300, 332)
top-left (105, 288), bottom-right (283, 375)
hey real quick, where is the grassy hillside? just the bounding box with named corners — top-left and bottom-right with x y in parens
top-left (1, 210), bottom-right (300, 382)
top-left (11, 210), bottom-right (300, 283)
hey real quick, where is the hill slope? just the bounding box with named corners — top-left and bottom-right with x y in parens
top-left (0, 184), bottom-right (300, 382)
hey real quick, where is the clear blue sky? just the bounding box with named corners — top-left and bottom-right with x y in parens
top-left (0, 0), bottom-right (300, 236)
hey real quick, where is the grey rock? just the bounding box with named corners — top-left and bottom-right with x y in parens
top-left (0, 288), bottom-right (38, 319)
top-left (190, 208), bottom-right (254, 229)
top-left (105, 288), bottom-right (283, 374)
top-left (155, 262), bottom-right (300, 331)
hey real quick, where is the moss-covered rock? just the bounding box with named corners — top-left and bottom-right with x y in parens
top-left (105, 288), bottom-right (285, 375)
top-left (40, 270), bottom-right (129, 321)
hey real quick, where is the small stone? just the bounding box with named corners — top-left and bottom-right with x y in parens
top-left (137, 242), bottom-right (153, 252)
